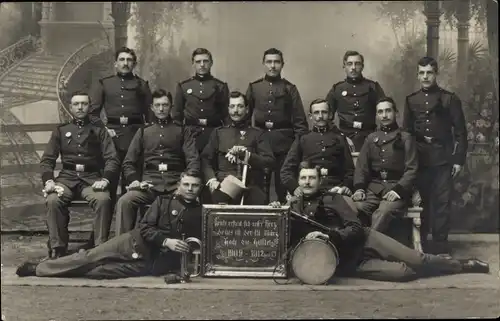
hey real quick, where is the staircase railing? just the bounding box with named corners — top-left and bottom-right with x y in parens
top-left (0, 35), bottom-right (40, 79)
top-left (56, 37), bottom-right (112, 122)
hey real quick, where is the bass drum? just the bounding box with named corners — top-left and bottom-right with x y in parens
top-left (290, 237), bottom-right (339, 285)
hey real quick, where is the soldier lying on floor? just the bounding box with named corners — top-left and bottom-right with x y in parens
top-left (270, 161), bottom-right (489, 282)
top-left (16, 171), bottom-right (203, 280)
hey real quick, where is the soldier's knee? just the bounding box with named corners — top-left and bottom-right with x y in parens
top-left (45, 194), bottom-right (65, 208)
top-left (91, 192), bottom-right (112, 205)
top-left (388, 264), bottom-right (418, 282)
top-left (116, 192), bottom-right (135, 207)
top-left (355, 201), bottom-right (373, 215)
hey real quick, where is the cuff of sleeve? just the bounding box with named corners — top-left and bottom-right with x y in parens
top-left (353, 183), bottom-right (366, 191)
top-left (162, 238), bottom-right (169, 248)
top-left (103, 171), bottom-right (115, 183)
top-left (126, 173), bottom-right (141, 185)
top-left (206, 178), bottom-right (217, 186)
top-left (453, 156), bottom-right (465, 166)
top-left (342, 179), bottom-right (353, 191)
top-left (391, 184), bottom-right (407, 199)
top-left (42, 172), bottom-right (54, 185)
top-left (154, 234), bottom-right (167, 248)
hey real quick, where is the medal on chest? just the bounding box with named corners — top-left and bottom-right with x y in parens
top-left (239, 130), bottom-right (246, 140)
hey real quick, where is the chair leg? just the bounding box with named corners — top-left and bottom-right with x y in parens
top-left (412, 217), bottom-right (423, 253)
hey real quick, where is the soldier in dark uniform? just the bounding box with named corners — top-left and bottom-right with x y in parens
top-left (39, 91), bottom-right (120, 258)
top-left (246, 48), bottom-right (309, 203)
top-left (16, 171), bottom-right (204, 280)
top-left (115, 89), bottom-right (200, 235)
top-left (270, 162), bottom-right (488, 282)
top-left (281, 98), bottom-right (355, 200)
top-left (172, 48), bottom-right (230, 152)
top-left (353, 97), bottom-right (418, 234)
top-left (325, 50), bottom-right (386, 151)
top-left (201, 91), bottom-right (275, 205)
top-left (403, 57), bottom-right (468, 254)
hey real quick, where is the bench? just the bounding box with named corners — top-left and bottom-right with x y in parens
top-left (351, 152), bottom-right (423, 252)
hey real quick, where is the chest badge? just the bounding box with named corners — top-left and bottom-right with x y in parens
top-left (65, 132), bottom-right (72, 138)
top-left (373, 136), bottom-right (379, 143)
top-left (342, 91), bottom-right (347, 97)
top-left (240, 130), bottom-right (246, 140)
top-left (380, 170), bottom-right (388, 180)
top-left (187, 88), bottom-right (193, 94)
top-left (171, 209), bottom-right (179, 216)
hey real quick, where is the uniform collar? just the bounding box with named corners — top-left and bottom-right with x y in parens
top-left (345, 75), bottom-right (365, 84)
top-left (379, 122), bottom-right (399, 133)
top-left (175, 194), bottom-right (200, 207)
top-left (193, 73), bottom-right (213, 81)
top-left (229, 120), bottom-right (249, 129)
top-left (153, 117), bottom-right (170, 125)
top-left (421, 84), bottom-right (440, 93)
top-left (312, 125), bottom-right (330, 133)
top-left (117, 72), bottom-right (135, 80)
top-left (264, 74), bottom-right (282, 82)
top-left (302, 191), bottom-right (322, 202)
top-left (73, 117), bottom-right (89, 126)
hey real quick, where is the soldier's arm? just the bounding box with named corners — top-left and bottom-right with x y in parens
top-left (280, 137), bottom-right (302, 194)
top-left (122, 128), bottom-right (143, 184)
top-left (325, 85), bottom-right (338, 115)
top-left (324, 197), bottom-right (364, 243)
top-left (40, 128), bottom-right (61, 184)
top-left (449, 93), bottom-right (468, 166)
top-left (141, 80), bottom-right (153, 123)
top-left (88, 79), bottom-right (105, 127)
top-left (340, 136), bottom-right (355, 190)
top-left (392, 133), bottom-right (418, 199)
top-left (138, 197), bottom-right (172, 246)
top-left (247, 131), bottom-right (276, 170)
top-left (352, 139), bottom-right (371, 192)
top-left (373, 81), bottom-right (386, 99)
top-left (289, 85), bottom-right (309, 137)
top-left (182, 127), bottom-right (201, 172)
top-left (200, 129), bottom-right (219, 181)
top-left (172, 82), bottom-right (185, 123)
top-left (98, 127), bottom-right (120, 182)
top-left (402, 97), bottom-right (414, 134)
top-left (219, 82), bottom-right (230, 124)
top-left (246, 84), bottom-right (256, 127)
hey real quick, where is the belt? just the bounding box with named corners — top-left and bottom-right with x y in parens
top-left (185, 118), bottom-right (222, 127)
top-left (255, 121), bottom-right (293, 130)
top-left (107, 117), bottom-right (144, 125)
top-left (62, 163), bottom-right (100, 172)
top-left (371, 169), bottom-right (403, 181)
top-left (416, 134), bottom-right (442, 144)
top-left (339, 119), bottom-right (376, 131)
top-left (145, 163), bottom-right (184, 172)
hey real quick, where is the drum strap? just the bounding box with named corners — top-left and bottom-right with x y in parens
top-left (272, 246), bottom-right (296, 285)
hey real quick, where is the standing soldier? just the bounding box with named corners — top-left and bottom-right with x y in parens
top-left (202, 91), bottom-right (275, 205)
top-left (115, 89), bottom-right (200, 235)
top-left (281, 98), bottom-right (355, 200)
top-left (325, 50), bottom-right (386, 151)
top-left (172, 48), bottom-right (230, 152)
top-left (246, 48), bottom-right (309, 203)
top-left (403, 57), bottom-right (467, 255)
top-left (353, 97), bottom-right (418, 234)
top-left (40, 91), bottom-right (119, 258)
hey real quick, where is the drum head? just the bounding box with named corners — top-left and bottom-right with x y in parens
top-left (291, 239), bottom-right (338, 285)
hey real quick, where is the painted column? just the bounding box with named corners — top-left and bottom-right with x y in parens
top-left (456, 0), bottom-right (470, 97)
top-left (111, 2), bottom-right (131, 50)
top-left (424, 0), bottom-right (441, 59)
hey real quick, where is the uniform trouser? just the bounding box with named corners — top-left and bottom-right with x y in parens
top-left (416, 164), bottom-right (453, 245)
top-left (354, 189), bottom-right (407, 233)
top-left (36, 232), bottom-right (151, 279)
top-left (109, 148), bottom-right (128, 205)
top-left (265, 152), bottom-right (288, 203)
top-left (114, 189), bottom-right (160, 236)
top-left (354, 228), bottom-right (462, 282)
top-left (45, 182), bottom-right (113, 249)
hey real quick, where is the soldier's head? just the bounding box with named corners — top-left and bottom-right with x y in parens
top-left (177, 170), bottom-right (203, 202)
top-left (192, 48), bottom-right (213, 76)
top-left (343, 50), bottom-right (364, 79)
top-left (309, 99), bottom-right (333, 128)
top-left (376, 97), bottom-right (398, 127)
top-left (262, 48), bottom-right (284, 77)
top-left (228, 91), bottom-right (249, 123)
top-left (114, 47), bottom-right (137, 75)
top-left (151, 89), bottom-right (173, 120)
top-left (298, 161), bottom-right (321, 196)
top-left (69, 91), bottom-right (90, 119)
top-left (417, 56), bottom-right (438, 89)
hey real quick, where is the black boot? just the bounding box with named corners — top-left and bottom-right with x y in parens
top-left (16, 261), bottom-right (38, 277)
top-left (52, 247), bottom-right (68, 259)
top-left (459, 258), bottom-right (490, 274)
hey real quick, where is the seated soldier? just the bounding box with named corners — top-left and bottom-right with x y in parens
top-left (352, 97), bottom-right (418, 233)
top-left (39, 91), bottom-right (119, 258)
top-left (281, 98), bottom-right (356, 207)
top-left (16, 171), bottom-right (203, 280)
top-left (202, 91), bottom-right (275, 205)
top-left (271, 161), bottom-right (489, 282)
top-left (115, 89), bottom-right (200, 235)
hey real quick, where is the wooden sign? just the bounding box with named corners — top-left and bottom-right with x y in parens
top-left (201, 205), bottom-right (289, 278)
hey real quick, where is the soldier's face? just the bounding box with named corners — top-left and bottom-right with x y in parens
top-left (115, 52), bottom-right (136, 75)
top-left (343, 55), bottom-right (364, 79)
top-left (70, 95), bottom-right (90, 119)
top-left (298, 168), bottom-right (320, 196)
top-left (417, 64), bottom-right (437, 88)
top-left (376, 101), bottom-right (396, 126)
top-left (178, 175), bottom-right (202, 201)
top-left (309, 102), bottom-right (332, 127)
top-left (193, 54), bottom-right (212, 75)
top-left (228, 96), bottom-right (249, 122)
top-left (263, 54), bottom-right (283, 77)
top-left (151, 96), bottom-right (172, 120)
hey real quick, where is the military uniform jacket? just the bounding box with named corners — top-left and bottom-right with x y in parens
top-left (281, 125), bottom-right (355, 193)
top-left (246, 75), bottom-right (309, 154)
top-left (325, 77), bottom-right (385, 134)
top-left (403, 85), bottom-right (467, 167)
top-left (353, 124), bottom-right (418, 200)
top-left (172, 74), bottom-right (229, 127)
top-left (201, 122), bottom-right (275, 186)
top-left (122, 119), bottom-right (200, 193)
top-left (40, 118), bottom-right (120, 189)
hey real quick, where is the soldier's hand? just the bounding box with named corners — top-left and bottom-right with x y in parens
top-left (164, 238), bottom-right (190, 253)
top-left (383, 190), bottom-right (401, 202)
top-left (293, 187), bottom-right (304, 198)
top-left (44, 180), bottom-right (57, 194)
top-left (106, 128), bottom-right (117, 138)
top-left (139, 180), bottom-right (154, 190)
top-left (127, 180), bottom-right (141, 191)
top-left (269, 201), bottom-right (281, 208)
top-left (451, 164), bottom-right (462, 178)
top-left (305, 231), bottom-right (330, 240)
top-left (352, 190), bottom-right (366, 202)
top-left (329, 186), bottom-right (342, 194)
top-left (207, 178), bottom-right (220, 193)
top-left (339, 186), bottom-right (352, 196)
top-left (92, 179), bottom-right (109, 191)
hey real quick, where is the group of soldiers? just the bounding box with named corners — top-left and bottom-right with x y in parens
top-left (15, 47), bottom-right (490, 283)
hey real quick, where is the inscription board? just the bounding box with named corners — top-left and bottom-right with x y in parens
top-left (202, 205), bottom-right (289, 278)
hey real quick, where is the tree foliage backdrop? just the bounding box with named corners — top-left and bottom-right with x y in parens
top-left (0, 3), bottom-right (23, 49)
